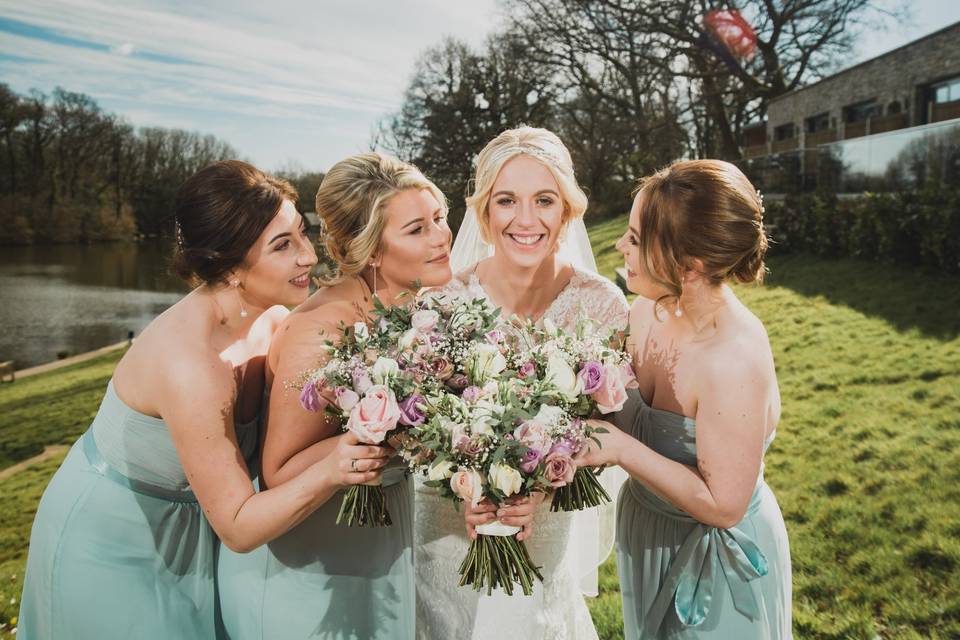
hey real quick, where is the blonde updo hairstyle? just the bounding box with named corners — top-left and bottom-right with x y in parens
top-left (632, 159), bottom-right (768, 310)
top-left (466, 126), bottom-right (587, 244)
top-left (315, 152), bottom-right (447, 284)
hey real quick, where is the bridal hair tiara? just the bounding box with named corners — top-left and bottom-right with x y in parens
top-left (472, 143), bottom-right (567, 170)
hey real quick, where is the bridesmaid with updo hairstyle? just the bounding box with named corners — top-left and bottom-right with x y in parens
top-left (577, 160), bottom-right (792, 638)
top-left (217, 152), bottom-right (452, 640)
top-left (18, 161), bottom-right (389, 640)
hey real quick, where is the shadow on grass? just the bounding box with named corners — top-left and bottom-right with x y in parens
top-left (765, 252), bottom-right (960, 341)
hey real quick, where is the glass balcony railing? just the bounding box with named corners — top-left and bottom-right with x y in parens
top-left (737, 118), bottom-right (960, 194)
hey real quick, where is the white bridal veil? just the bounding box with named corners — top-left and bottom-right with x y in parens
top-left (450, 207), bottom-right (628, 597)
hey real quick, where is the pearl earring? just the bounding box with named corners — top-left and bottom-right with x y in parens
top-left (230, 278), bottom-right (248, 318)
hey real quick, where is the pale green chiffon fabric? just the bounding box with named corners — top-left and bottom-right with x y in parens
top-left (216, 458), bottom-right (415, 640)
top-left (18, 380), bottom-right (260, 639)
top-left (613, 389), bottom-right (792, 639)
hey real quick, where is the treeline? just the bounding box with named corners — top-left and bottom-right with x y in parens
top-left (0, 84), bottom-right (326, 245)
top-left (378, 0), bottom-right (880, 229)
top-left (0, 84), bottom-right (241, 243)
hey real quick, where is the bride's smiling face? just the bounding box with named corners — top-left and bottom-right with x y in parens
top-left (487, 154), bottom-right (565, 270)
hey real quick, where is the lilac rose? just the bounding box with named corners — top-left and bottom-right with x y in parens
top-left (299, 380), bottom-right (329, 413)
top-left (398, 393), bottom-right (426, 427)
top-left (577, 360), bottom-right (605, 394)
top-left (519, 447), bottom-right (544, 474)
top-left (519, 361), bottom-right (537, 378)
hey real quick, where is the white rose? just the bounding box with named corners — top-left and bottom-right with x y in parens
top-left (427, 460), bottom-right (455, 481)
top-left (468, 343), bottom-right (507, 383)
top-left (371, 357), bottom-right (400, 384)
top-left (545, 352), bottom-right (582, 401)
top-left (489, 463), bottom-right (523, 496)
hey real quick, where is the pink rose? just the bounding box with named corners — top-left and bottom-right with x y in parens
top-left (412, 309), bottom-right (440, 334)
top-left (450, 468), bottom-right (484, 506)
top-left (513, 420), bottom-right (551, 451)
top-left (621, 362), bottom-right (639, 389)
top-left (335, 386), bottom-right (360, 412)
top-left (593, 364), bottom-right (629, 414)
top-left (543, 451), bottom-right (576, 488)
top-left (346, 385), bottom-right (401, 444)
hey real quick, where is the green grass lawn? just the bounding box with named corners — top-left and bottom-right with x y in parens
top-left (1, 214), bottom-right (959, 638)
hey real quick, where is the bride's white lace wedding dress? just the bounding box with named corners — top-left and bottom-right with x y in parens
top-left (414, 265), bottom-right (629, 640)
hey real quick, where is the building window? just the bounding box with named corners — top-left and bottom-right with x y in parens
top-left (931, 77), bottom-right (960, 104)
top-left (844, 99), bottom-right (881, 123)
top-left (774, 123), bottom-right (795, 140)
top-left (806, 113), bottom-right (830, 133)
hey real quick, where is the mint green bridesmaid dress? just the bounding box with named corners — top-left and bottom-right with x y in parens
top-left (216, 457), bottom-right (415, 640)
top-left (613, 389), bottom-right (792, 639)
top-left (17, 379), bottom-right (260, 639)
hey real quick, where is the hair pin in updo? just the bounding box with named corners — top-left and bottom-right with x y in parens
top-left (755, 188), bottom-right (765, 216)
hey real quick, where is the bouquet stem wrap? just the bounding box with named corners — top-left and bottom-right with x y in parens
top-left (458, 519), bottom-right (544, 596)
top-left (550, 466), bottom-right (611, 512)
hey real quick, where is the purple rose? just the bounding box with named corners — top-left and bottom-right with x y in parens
top-left (398, 394), bottom-right (426, 427)
top-left (519, 447), bottom-right (544, 474)
top-left (519, 362), bottom-right (536, 378)
top-left (577, 360), bottom-right (605, 394)
top-left (299, 380), bottom-right (328, 413)
top-left (462, 386), bottom-right (483, 403)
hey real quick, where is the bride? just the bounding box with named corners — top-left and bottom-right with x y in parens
top-left (414, 126), bottom-right (628, 639)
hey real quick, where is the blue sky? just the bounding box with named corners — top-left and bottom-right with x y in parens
top-left (1, 0), bottom-right (958, 172)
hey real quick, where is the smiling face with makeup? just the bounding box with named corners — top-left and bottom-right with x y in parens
top-left (376, 188), bottom-right (453, 290)
top-left (486, 154), bottom-right (566, 270)
top-left (233, 199), bottom-right (319, 309)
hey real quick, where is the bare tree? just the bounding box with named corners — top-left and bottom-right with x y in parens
top-left (506, 0), bottom-right (887, 159)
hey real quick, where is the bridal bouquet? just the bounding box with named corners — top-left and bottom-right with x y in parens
top-left (296, 293), bottom-right (503, 527)
top-left (408, 311), bottom-right (634, 596)
top-left (297, 308), bottom-right (419, 527)
top-left (509, 316), bottom-right (636, 512)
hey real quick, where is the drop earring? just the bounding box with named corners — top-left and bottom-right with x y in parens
top-left (372, 263), bottom-right (378, 298)
top-left (230, 278), bottom-right (248, 318)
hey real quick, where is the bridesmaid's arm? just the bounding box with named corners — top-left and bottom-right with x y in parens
top-left (577, 357), bottom-right (770, 529)
top-left (260, 309), bottom-right (385, 489)
top-left (161, 357), bottom-right (386, 553)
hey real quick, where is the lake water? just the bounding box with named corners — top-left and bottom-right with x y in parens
top-left (0, 240), bottom-right (188, 369)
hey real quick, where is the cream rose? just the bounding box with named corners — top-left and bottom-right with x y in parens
top-left (489, 463), bottom-right (523, 496)
top-left (450, 468), bottom-right (485, 506)
top-left (427, 459), bottom-right (455, 481)
top-left (546, 352), bottom-right (582, 402)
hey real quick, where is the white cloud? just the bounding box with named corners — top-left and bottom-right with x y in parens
top-left (112, 42), bottom-right (134, 56)
top-left (0, 0), bottom-right (502, 169)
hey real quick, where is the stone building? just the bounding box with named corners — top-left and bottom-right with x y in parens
top-left (745, 20), bottom-right (960, 157)
top-left (740, 21), bottom-right (960, 192)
